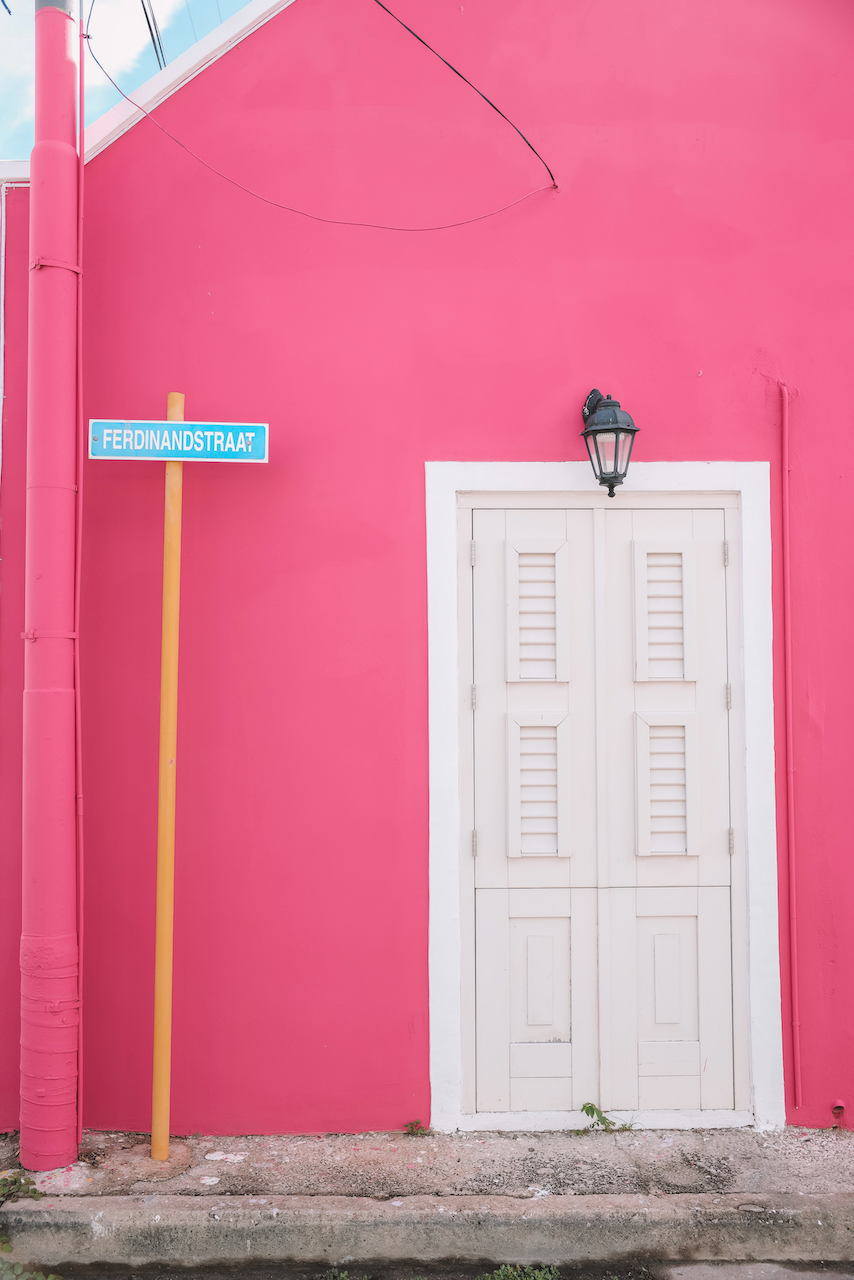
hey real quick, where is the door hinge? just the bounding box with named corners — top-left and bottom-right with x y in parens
top-left (726, 682), bottom-right (732, 710)
top-left (728, 828), bottom-right (735, 855)
top-left (470, 540), bottom-right (476, 566)
top-left (472, 829), bottom-right (478, 857)
top-left (471, 683), bottom-right (477, 710)
top-left (723, 539), bottom-right (729, 567)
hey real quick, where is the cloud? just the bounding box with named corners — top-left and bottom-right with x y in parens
top-left (0, 0), bottom-right (36, 153)
top-left (84, 0), bottom-right (186, 92)
top-left (0, 0), bottom-right (187, 159)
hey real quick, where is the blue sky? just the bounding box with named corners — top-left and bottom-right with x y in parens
top-left (1, 0), bottom-right (252, 160)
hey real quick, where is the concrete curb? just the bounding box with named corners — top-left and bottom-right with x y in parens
top-left (2, 1193), bottom-right (854, 1268)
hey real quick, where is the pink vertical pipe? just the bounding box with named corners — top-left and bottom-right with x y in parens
top-left (780, 379), bottom-right (803, 1111)
top-left (20, 0), bottom-right (80, 1170)
top-left (74, 6), bottom-right (86, 1147)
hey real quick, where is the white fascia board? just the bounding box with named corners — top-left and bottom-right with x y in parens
top-left (425, 460), bottom-right (785, 1134)
top-left (0, 161), bottom-right (31, 182)
top-left (84, 0), bottom-right (298, 163)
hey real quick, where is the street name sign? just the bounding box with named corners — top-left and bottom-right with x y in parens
top-left (89, 419), bottom-right (269, 462)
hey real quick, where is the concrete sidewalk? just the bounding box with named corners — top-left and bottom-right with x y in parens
top-left (2, 1128), bottom-right (853, 1268)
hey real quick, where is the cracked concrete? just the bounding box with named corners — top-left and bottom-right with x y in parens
top-left (3, 1128), bottom-right (853, 1267)
top-left (3, 1190), bottom-right (854, 1268)
top-left (3, 1127), bottom-right (853, 1202)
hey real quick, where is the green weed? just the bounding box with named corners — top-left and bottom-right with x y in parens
top-left (0, 1173), bottom-right (61, 1280)
top-left (0, 1263), bottom-right (63, 1280)
top-left (478, 1267), bottom-right (561, 1280)
top-left (580, 1102), bottom-right (615, 1131)
top-left (0, 1176), bottom-right (41, 1210)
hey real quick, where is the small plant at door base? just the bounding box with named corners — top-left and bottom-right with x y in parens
top-left (403, 1119), bottom-right (426, 1135)
top-left (580, 1101), bottom-right (616, 1131)
top-left (477, 1266), bottom-right (561, 1280)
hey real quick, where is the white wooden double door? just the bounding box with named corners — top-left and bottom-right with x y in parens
top-left (462, 499), bottom-right (748, 1116)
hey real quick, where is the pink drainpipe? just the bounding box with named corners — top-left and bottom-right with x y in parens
top-left (20, 0), bottom-right (80, 1170)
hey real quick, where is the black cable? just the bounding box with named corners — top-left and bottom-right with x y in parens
top-left (83, 0), bottom-right (558, 232)
top-left (140, 0), bottom-right (167, 68)
top-left (372, 0), bottom-right (556, 187)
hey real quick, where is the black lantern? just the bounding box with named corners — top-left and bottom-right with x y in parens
top-left (581, 388), bottom-right (639, 497)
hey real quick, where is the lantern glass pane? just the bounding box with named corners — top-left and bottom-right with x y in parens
top-left (596, 431), bottom-right (617, 475)
top-left (616, 430), bottom-right (633, 474)
top-left (585, 433), bottom-right (601, 478)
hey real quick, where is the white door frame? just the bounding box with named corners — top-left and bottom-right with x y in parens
top-left (425, 461), bottom-right (785, 1132)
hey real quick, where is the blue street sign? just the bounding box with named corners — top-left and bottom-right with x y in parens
top-left (89, 420), bottom-right (269, 463)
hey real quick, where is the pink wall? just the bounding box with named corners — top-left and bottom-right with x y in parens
top-left (3, 0), bottom-right (854, 1133)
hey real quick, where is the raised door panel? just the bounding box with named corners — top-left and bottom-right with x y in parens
top-left (608, 884), bottom-right (735, 1112)
top-left (476, 887), bottom-right (576, 1113)
top-left (508, 890), bottom-right (572, 1111)
top-left (635, 887), bottom-right (701, 1110)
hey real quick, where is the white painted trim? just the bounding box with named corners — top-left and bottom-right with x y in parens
top-left (426, 460), bottom-right (785, 1133)
top-left (0, 162), bottom-right (30, 182)
top-left (84, 0), bottom-right (299, 162)
top-left (452, 1109), bottom-right (756, 1132)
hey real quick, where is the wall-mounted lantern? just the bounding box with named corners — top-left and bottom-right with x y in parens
top-left (581, 388), bottom-right (639, 497)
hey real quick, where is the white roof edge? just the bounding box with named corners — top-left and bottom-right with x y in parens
top-left (84, 0), bottom-right (298, 163)
top-left (0, 161), bottom-right (31, 182)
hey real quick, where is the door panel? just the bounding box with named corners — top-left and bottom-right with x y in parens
top-left (470, 500), bottom-right (741, 1117)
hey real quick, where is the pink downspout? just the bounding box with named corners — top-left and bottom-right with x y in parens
top-left (780, 379), bottom-right (802, 1111)
top-left (74, 5), bottom-right (86, 1148)
top-left (20, 0), bottom-right (80, 1170)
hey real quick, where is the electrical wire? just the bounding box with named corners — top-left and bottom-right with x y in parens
top-left (184, 0), bottom-right (197, 44)
top-left (83, 0), bottom-right (558, 232)
top-left (140, 0), bottom-right (167, 68)
top-left (372, 0), bottom-right (556, 187)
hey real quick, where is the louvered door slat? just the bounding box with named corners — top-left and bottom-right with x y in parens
top-left (505, 541), bottom-right (569, 681)
top-left (633, 541), bottom-right (697, 681)
top-left (635, 713), bottom-right (699, 857)
top-left (507, 714), bottom-right (570, 858)
top-left (647, 552), bottom-right (685, 677)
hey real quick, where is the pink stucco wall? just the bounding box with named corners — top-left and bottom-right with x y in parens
top-left (3, 0), bottom-right (854, 1133)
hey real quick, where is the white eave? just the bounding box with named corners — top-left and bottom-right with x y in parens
top-left (84, 0), bottom-right (297, 162)
top-left (0, 160), bottom-right (31, 182)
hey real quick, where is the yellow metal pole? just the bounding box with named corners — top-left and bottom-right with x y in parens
top-left (151, 392), bottom-right (184, 1161)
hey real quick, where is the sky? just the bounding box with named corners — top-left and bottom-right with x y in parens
top-left (0, 0), bottom-right (251, 160)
